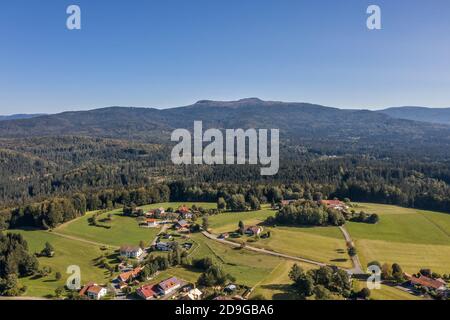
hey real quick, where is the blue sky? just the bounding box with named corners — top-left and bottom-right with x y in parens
top-left (1, 0), bottom-right (449, 114)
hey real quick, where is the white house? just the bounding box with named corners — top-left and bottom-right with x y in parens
top-left (146, 219), bottom-right (158, 228)
top-left (120, 245), bottom-right (144, 259)
top-left (80, 283), bottom-right (107, 300)
top-left (158, 277), bottom-right (182, 295)
top-left (186, 288), bottom-right (203, 300)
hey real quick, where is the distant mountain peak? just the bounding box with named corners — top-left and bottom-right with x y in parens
top-left (194, 97), bottom-right (265, 106)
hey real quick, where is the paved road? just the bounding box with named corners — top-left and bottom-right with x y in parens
top-left (151, 224), bottom-right (170, 246)
top-left (339, 226), bottom-right (364, 275)
top-left (202, 231), bottom-right (332, 269)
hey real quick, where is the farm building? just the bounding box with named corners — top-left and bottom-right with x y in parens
top-left (245, 226), bottom-right (263, 236)
top-left (320, 200), bottom-right (349, 211)
top-left (405, 274), bottom-right (448, 292)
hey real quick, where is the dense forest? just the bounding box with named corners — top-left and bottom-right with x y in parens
top-left (2, 100), bottom-right (450, 230)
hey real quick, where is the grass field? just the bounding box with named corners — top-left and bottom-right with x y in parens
top-left (250, 261), bottom-right (317, 300)
top-left (208, 206), bottom-right (276, 234)
top-left (208, 207), bottom-right (351, 268)
top-left (250, 227), bottom-right (352, 268)
top-left (9, 229), bottom-right (115, 297)
top-left (187, 233), bottom-right (283, 287)
top-left (9, 201), bottom-right (450, 299)
top-left (56, 202), bottom-right (215, 247)
top-left (352, 280), bottom-right (424, 300)
top-left (348, 203), bottom-right (450, 274)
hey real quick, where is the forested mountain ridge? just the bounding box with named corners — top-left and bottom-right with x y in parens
top-left (0, 114), bottom-right (46, 121)
top-left (2, 99), bottom-right (450, 148)
top-left (3, 99), bottom-right (450, 226)
top-left (378, 106), bottom-right (450, 125)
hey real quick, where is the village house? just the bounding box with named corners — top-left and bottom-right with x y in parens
top-left (175, 219), bottom-right (190, 230)
top-left (120, 245), bottom-right (144, 259)
top-left (405, 273), bottom-right (448, 292)
top-left (118, 267), bottom-right (143, 283)
top-left (320, 200), bottom-right (349, 211)
top-left (155, 207), bottom-right (165, 215)
top-left (245, 226), bottom-right (263, 236)
top-left (136, 284), bottom-right (158, 300)
top-left (177, 205), bottom-right (190, 215)
top-left (79, 282), bottom-right (107, 300)
top-left (182, 288), bottom-right (203, 300)
top-left (145, 218), bottom-right (158, 228)
top-left (155, 241), bottom-right (177, 251)
top-left (157, 277), bottom-right (183, 296)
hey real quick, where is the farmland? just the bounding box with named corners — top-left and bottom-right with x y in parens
top-left (207, 206), bottom-right (351, 268)
top-left (5, 201), bottom-right (450, 299)
top-left (8, 229), bottom-right (116, 298)
top-left (348, 203), bottom-right (450, 274)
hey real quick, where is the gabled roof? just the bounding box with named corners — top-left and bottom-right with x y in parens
top-left (87, 285), bottom-right (105, 295)
top-left (79, 282), bottom-right (95, 296)
top-left (177, 220), bottom-right (189, 227)
top-left (178, 205), bottom-right (190, 213)
top-left (119, 267), bottom-right (143, 282)
top-left (137, 284), bottom-right (158, 299)
top-left (120, 245), bottom-right (141, 253)
top-left (80, 282), bottom-right (105, 296)
top-left (321, 200), bottom-right (345, 206)
top-left (407, 274), bottom-right (447, 290)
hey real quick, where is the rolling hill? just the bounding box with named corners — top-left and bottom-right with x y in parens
top-left (1, 99), bottom-right (450, 150)
top-left (0, 114), bottom-right (46, 121)
top-left (378, 106), bottom-right (450, 125)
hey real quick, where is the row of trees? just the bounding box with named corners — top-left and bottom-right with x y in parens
top-left (268, 200), bottom-right (346, 227)
top-left (288, 264), bottom-right (352, 299)
top-left (0, 233), bottom-right (40, 296)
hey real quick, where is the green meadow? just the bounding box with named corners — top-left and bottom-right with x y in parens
top-left (7, 201), bottom-right (450, 299)
top-left (208, 207), bottom-right (351, 268)
top-left (8, 229), bottom-right (116, 298)
top-left (348, 203), bottom-right (450, 274)
top-left (56, 202), bottom-right (215, 248)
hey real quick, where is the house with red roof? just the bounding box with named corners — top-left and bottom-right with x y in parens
top-left (136, 284), bottom-right (158, 300)
top-left (406, 273), bottom-right (447, 291)
top-left (146, 218), bottom-right (158, 228)
top-left (118, 267), bottom-right (143, 283)
top-left (320, 200), bottom-right (349, 211)
top-left (79, 282), bottom-right (107, 300)
top-left (177, 205), bottom-right (190, 214)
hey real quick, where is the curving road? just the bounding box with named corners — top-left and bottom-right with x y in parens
top-left (202, 231), bottom-right (334, 269)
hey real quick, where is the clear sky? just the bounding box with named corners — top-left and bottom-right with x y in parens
top-left (1, 0), bottom-right (449, 114)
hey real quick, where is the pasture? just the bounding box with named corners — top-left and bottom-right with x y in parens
top-left (348, 203), bottom-right (450, 274)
